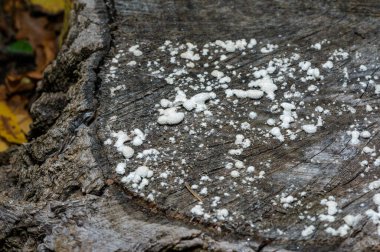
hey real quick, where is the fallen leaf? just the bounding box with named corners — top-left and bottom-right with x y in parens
top-left (0, 0), bottom-right (63, 152)
top-left (14, 10), bottom-right (57, 73)
top-left (0, 100), bottom-right (27, 144)
top-left (3, 0), bottom-right (24, 13)
top-left (58, 0), bottom-right (72, 48)
top-left (29, 0), bottom-right (65, 15)
top-left (0, 139), bottom-right (9, 152)
top-left (26, 70), bottom-right (43, 79)
top-left (5, 39), bottom-right (34, 55)
top-left (0, 86), bottom-right (7, 100)
top-left (5, 74), bottom-right (35, 94)
top-left (7, 95), bottom-right (32, 135)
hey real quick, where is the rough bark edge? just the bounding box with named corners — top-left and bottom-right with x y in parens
top-left (2, 0), bottom-right (370, 251)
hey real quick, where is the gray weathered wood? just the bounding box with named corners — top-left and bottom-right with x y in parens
top-left (1, 0), bottom-right (380, 251)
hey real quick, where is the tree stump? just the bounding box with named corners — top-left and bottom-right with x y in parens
top-left (1, 0), bottom-right (380, 251)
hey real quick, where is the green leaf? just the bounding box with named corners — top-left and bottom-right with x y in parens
top-left (5, 40), bottom-right (34, 55)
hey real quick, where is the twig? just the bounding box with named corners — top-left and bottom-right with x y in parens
top-left (184, 182), bottom-right (203, 202)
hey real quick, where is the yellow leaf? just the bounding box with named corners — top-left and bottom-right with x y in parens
top-left (0, 101), bottom-right (27, 144)
top-left (7, 95), bottom-right (33, 135)
top-left (15, 110), bottom-right (33, 135)
top-left (0, 139), bottom-right (9, 152)
top-left (29, 0), bottom-right (65, 14)
top-left (59, 0), bottom-right (73, 48)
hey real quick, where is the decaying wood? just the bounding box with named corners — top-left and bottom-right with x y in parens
top-left (1, 0), bottom-right (380, 251)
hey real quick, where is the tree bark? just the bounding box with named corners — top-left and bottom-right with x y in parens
top-left (1, 0), bottom-right (380, 251)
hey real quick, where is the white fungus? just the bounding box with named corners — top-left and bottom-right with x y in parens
top-left (230, 170), bottom-right (240, 178)
top-left (111, 131), bottom-right (135, 159)
top-left (369, 179), bottom-right (380, 190)
top-left (322, 61), bottom-right (334, 69)
top-left (211, 70), bottom-right (224, 79)
top-left (225, 89), bottom-right (264, 99)
top-left (129, 45), bottom-right (143, 56)
top-left (325, 225), bottom-right (350, 237)
top-left (280, 103), bottom-right (296, 129)
top-left (157, 107), bottom-right (185, 125)
top-left (301, 225), bottom-right (315, 237)
top-left (343, 214), bottom-right (362, 227)
top-left (183, 92), bottom-right (216, 112)
top-left (248, 76), bottom-right (278, 100)
top-left (115, 163), bottom-right (126, 175)
top-left (260, 44), bottom-right (278, 53)
top-left (302, 124), bottom-right (317, 134)
top-left (321, 199), bottom-right (338, 215)
top-left (299, 61), bottom-right (311, 71)
top-left (359, 65), bottom-right (367, 71)
top-left (360, 130), bottom-right (371, 139)
top-left (191, 204), bottom-right (204, 216)
top-left (270, 127), bottom-right (284, 142)
top-left (216, 209), bottom-right (229, 220)
top-left (348, 130), bottom-right (360, 145)
top-left (180, 50), bottom-right (200, 61)
top-left (132, 129), bottom-right (146, 146)
top-left (247, 166), bottom-right (255, 173)
top-left (249, 112), bottom-right (257, 119)
top-left (124, 166), bottom-right (153, 189)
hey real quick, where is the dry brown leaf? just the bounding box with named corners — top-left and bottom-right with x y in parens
top-left (5, 74), bottom-right (35, 94)
top-left (0, 86), bottom-right (7, 101)
top-left (14, 10), bottom-right (57, 73)
top-left (26, 70), bottom-right (43, 79)
top-left (3, 0), bottom-right (24, 13)
top-left (0, 0), bottom-right (62, 152)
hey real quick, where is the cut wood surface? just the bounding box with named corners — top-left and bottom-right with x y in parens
top-left (1, 0), bottom-right (380, 251)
